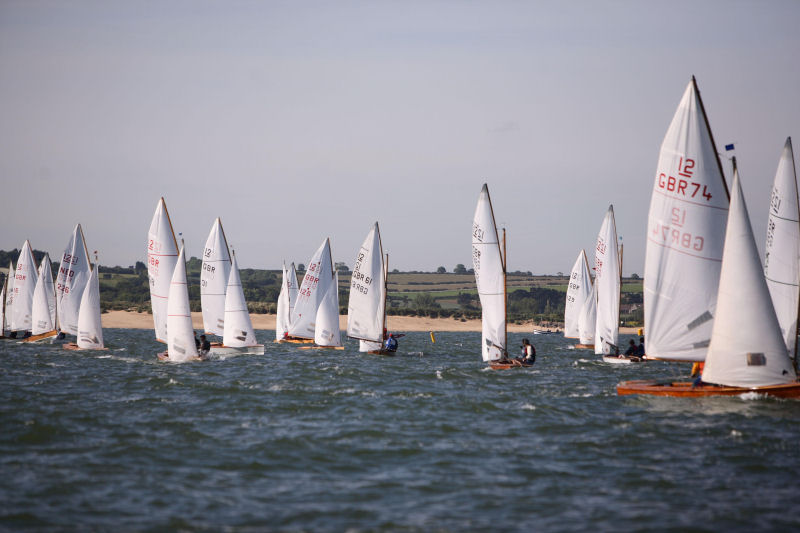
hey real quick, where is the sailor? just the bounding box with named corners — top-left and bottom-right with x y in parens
top-left (520, 338), bottom-right (535, 364)
top-left (636, 337), bottom-right (645, 356)
top-left (384, 333), bottom-right (398, 352)
top-left (624, 339), bottom-right (637, 356)
top-left (194, 331), bottom-right (200, 351)
top-left (199, 335), bottom-right (211, 357)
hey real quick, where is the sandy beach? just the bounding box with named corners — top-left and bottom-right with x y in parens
top-left (100, 310), bottom-right (640, 334)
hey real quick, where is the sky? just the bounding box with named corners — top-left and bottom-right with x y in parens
top-left (1, 0), bottom-right (798, 275)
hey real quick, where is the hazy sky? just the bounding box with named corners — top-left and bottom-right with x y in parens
top-left (1, 1), bottom-right (798, 275)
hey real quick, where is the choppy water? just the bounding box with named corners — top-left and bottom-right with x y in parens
top-left (2, 330), bottom-right (800, 532)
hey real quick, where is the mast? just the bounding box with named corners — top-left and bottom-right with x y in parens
top-left (383, 253), bottom-right (389, 339)
top-left (692, 76), bottom-right (730, 200)
top-left (503, 228), bottom-right (507, 355)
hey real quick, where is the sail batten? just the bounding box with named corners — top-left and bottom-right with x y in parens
top-left (643, 78), bottom-right (730, 362)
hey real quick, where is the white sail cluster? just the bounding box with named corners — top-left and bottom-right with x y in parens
top-left (644, 78), bottom-right (730, 362)
top-left (472, 184), bottom-right (506, 362)
top-left (290, 238), bottom-right (335, 340)
top-left (31, 253), bottom-right (56, 335)
top-left (56, 224), bottom-right (92, 336)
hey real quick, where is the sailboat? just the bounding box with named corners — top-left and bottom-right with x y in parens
top-left (25, 252), bottom-right (58, 342)
top-left (56, 224), bottom-right (92, 339)
top-left (0, 272), bottom-right (6, 339)
top-left (764, 138), bottom-right (799, 360)
top-left (287, 238), bottom-right (335, 343)
top-left (10, 241), bottom-right (38, 337)
top-left (594, 206), bottom-right (631, 363)
top-left (472, 184), bottom-right (525, 369)
top-left (564, 250), bottom-right (592, 342)
top-left (275, 262), bottom-right (299, 342)
top-left (299, 271), bottom-right (344, 350)
top-left (643, 77), bottom-right (730, 362)
top-left (3, 261), bottom-right (14, 338)
top-left (64, 263), bottom-right (105, 351)
top-left (619, 162), bottom-right (800, 397)
top-left (209, 251), bottom-right (265, 356)
top-left (347, 222), bottom-right (389, 354)
top-left (157, 245), bottom-right (200, 363)
top-left (147, 198), bottom-right (179, 343)
top-left (200, 218), bottom-right (231, 342)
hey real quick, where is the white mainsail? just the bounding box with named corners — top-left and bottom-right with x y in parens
top-left (77, 264), bottom-right (104, 349)
top-left (147, 197), bottom-right (179, 342)
top-left (347, 222), bottom-right (386, 347)
top-left (166, 246), bottom-right (198, 362)
top-left (289, 238), bottom-right (334, 339)
top-left (702, 165), bottom-right (795, 387)
top-left (644, 77), bottom-right (730, 362)
top-left (56, 224), bottom-right (91, 336)
top-left (578, 281), bottom-right (597, 345)
top-left (0, 275), bottom-right (6, 336)
top-left (275, 262), bottom-right (298, 341)
top-left (564, 250), bottom-right (593, 339)
top-left (4, 261), bottom-right (15, 333)
top-left (223, 253), bottom-right (258, 347)
top-left (472, 184), bottom-right (506, 362)
top-left (764, 138), bottom-right (799, 358)
top-left (595, 206), bottom-right (620, 355)
top-left (315, 271), bottom-right (342, 347)
top-left (31, 253), bottom-right (57, 335)
top-left (11, 241), bottom-right (37, 332)
top-left (200, 218), bottom-right (231, 337)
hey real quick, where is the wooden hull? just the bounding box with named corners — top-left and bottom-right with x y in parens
top-left (489, 360), bottom-right (533, 370)
top-left (367, 349), bottom-right (395, 356)
top-left (574, 343), bottom-right (595, 350)
top-left (22, 330), bottom-right (58, 343)
top-left (156, 351), bottom-right (201, 362)
top-left (274, 337), bottom-right (314, 344)
top-left (297, 345), bottom-right (345, 351)
top-left (63, 343), bottom-right (108, 351)
top-left (617, 380), bottom-right (800, 398)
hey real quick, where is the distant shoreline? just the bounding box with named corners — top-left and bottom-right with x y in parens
top-left (100, 310), bottom-right (641, 334)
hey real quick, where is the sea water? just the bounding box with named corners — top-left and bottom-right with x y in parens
top-left (2, 330), bottom-right (800, 531)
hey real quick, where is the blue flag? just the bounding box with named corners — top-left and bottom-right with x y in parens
top-left (725, 143), bottom-right (735, 151)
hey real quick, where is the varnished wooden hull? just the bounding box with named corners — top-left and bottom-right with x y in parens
top-left (574, 343), bottom-right (594, 350)
top-left (617, 380), bottom-right (800, 398)
top-left (22, 330), bottom-right (58, 343)
top-left (367, 349), bottom-right (395, 356)
top-left (274, 337), bottom-right (314, 344)
top-left (297, 345), bottom-right (345, 351)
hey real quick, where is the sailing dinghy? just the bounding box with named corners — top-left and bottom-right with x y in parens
top-left (472, 184), bottom-right (529, 369)
top-left (64, 263), bottom-right (106, 351)
top-left (347, 222), bottom-right (390, 355)
top-left (564, 250), bottom-right (592, 343)
top-left (200, 218), bottom-right (231, 344)
top-left (643, 77), bottom-right (730, 363)
top-left (55, 224), bottom-right (92, 341)
top-left (275, 262), bottom-right (299, 342)
top-left (764, 138), bottom-right (799, 360)
top-left (147, 198), bottom-right (179, 344)
top-left (11, 241), bottom-right (38, 337)
top-left (157, 245), bottom-right (200, 362)
top-left (25, 253), bottom-right (58, 342)
top-left (619, 162), bottom-right (800, 397)
top-left (299, 272), bottom-right (344, 350)
top-left (286, 238), bottom-right (334, 344)
top-left (210, 252), bottom-right (265, 356)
